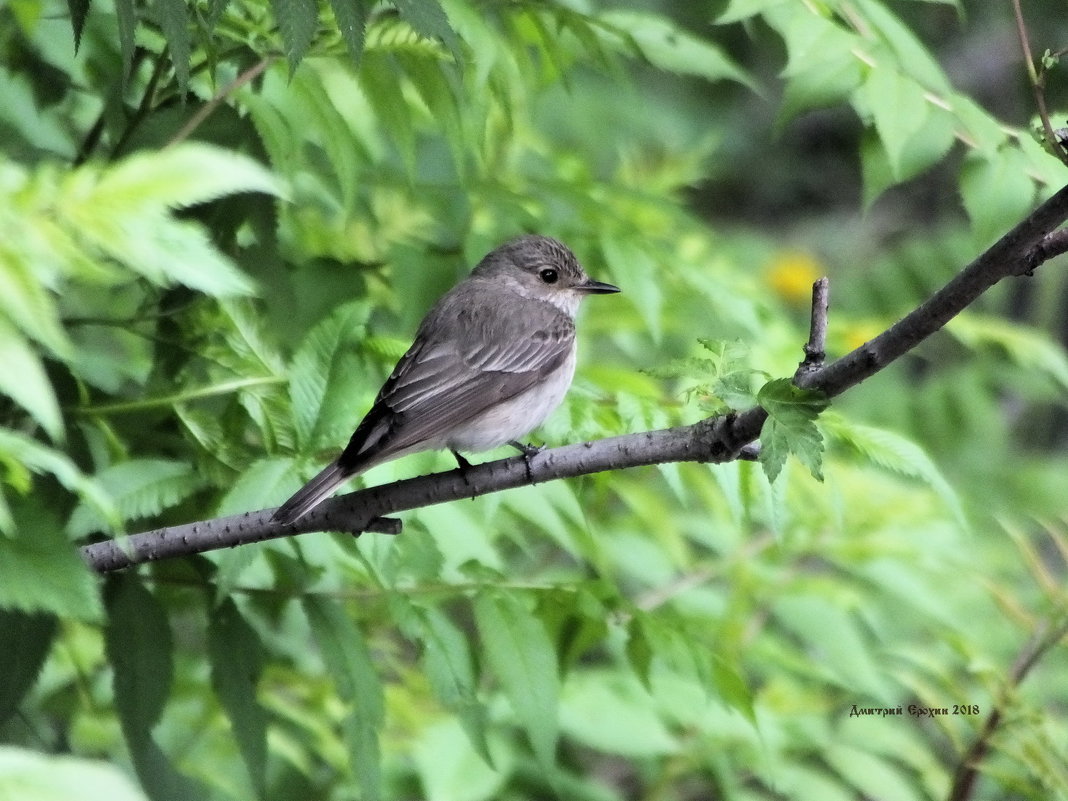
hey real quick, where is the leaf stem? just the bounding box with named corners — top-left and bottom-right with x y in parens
top-left (73, 376), bottom-right (285, 417)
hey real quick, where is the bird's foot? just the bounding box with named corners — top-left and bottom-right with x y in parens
top-left (509, 440), bottom-right (543, 482)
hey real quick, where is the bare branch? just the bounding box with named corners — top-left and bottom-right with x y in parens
top-left (947, 615), bottom-right (1068, 801)
top-left (796, 276), bottom-right (830, 379)
top-left (80, 184), bottom-right (1068, 573)
top-left (1011, 0), bottom-right (1068, 164)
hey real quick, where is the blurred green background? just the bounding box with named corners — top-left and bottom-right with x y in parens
top-left (1, 1), bottom-right (1067, 799)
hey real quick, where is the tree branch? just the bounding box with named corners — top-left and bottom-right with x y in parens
top-left (80, 183), bottom-right (1068, 573)
top-left (946, 614), bottom-right (1068, 801)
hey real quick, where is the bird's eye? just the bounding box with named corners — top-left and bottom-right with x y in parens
top-left (539, 268), bottom-right (559, 284)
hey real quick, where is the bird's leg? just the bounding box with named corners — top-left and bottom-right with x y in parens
top-left (450, 449), bottom-right (473, 471)
top-left (509, 440), bottom-right (542, 482)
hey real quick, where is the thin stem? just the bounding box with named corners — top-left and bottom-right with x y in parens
top-left (946, 615), bottom-right (1068, 801)
top-left (166, 56), bottom-right (276, 148)
top-left (73, 376), bottom-right (285, 417)
top-left (796, 276), bottom-right (830, 378)
top-left (1011, 0), bottom-right (1068, 164)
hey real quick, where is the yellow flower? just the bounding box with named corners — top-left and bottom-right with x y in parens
top-left (766, 250), bottom-right (823, 304)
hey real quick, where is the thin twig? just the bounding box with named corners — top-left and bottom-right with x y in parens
top-left (796, 276), bottom-right (830, 378)
top-left (946, 615), bottom-right (1068, 801)
top-left (167, 56), bottom-right (276, 148)
top-left (1010, 0), bottom-right (1068, 164)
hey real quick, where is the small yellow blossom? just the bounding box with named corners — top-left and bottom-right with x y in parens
top-left (766, 249), bottom-right (823, 305)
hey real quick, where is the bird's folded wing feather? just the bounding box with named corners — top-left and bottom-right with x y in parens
top-left (338, 296), bottom-right (575, 468)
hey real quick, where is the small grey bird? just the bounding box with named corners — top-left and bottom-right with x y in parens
top-left (272, 235), bottom-right (619, 524)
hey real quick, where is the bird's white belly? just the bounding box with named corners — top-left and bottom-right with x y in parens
top-left (444, 350), bottom-right (576, 451)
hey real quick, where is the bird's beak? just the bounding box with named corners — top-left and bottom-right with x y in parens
top-left (578, 278), bottom-right (621, 294)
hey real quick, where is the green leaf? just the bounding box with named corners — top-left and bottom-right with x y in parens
top-left (417, 606), bottom-right (492, 765)
top-left (825, 743), bottom-right (923, 801)
top-left (270, 0), bottom-right (319, 75)
top-left (208, 599), bottom-right (267, 798)
top-left (153, 0), bottom-right (191, 90)
top-left (392, 0), bottom-right (461, 60)
top-left (0, 747), bottom-right (149, 801)
top-left (757, 378), bottom-right (829, 483)
top-left (857, 65), bottom-right (929, 179)
top-left (960, 150), bottom-right (1038, 248)
top-left (90, 143), bottom-right (285, 215)
top-left (854, 0), bottom-right (952, 93)
top-left (0, 519), bottom-right (102, 620)
top-left (358, 51), bottom-right (415, 170)
top-left (65, 0), bottom-right (90, 49)
top-left (0, 316), bottom-right (63, 442)
top-left (949, 313), bottom-right (1068, 392)
top-left (601, 10), bottom-right (756, 90)
top-left (560, 670), bottom-right (677, 757)
top-left (106, 576), bottom-right (172, 734)
top-left (303, 596), bottom-right (383, 801)
top-left (327, 0), bottom-right (371, 63)
top-left (0, 429), bottom-right (115, 535)
top-left (288, 300), bottom-right (372, 450)
top-left (0, 611), bottom-right (57, 725)
top-left (67, 459), bottom-right (203, 538)
top-left (768, 4), bottom-right (864, 121)
top-left (0, 253), bottom-right (72, 360)
top-left (114, 0), bottom-right (137, 80)
top-left (773, 594), bottom-right (891, 702)
top-left (473, 591), bottom-right (559, 770)
top-left (105, 575), bottom-right (202, 800)
top-left (822, 414), bottom-right (965, 527)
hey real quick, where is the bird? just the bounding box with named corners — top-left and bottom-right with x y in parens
top-left (272, 234), bottom-right (620, 524)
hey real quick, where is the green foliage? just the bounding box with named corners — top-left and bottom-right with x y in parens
top-left (2, 0), bottom-right (1068, 800)
top-left (0, 747), bottom-right (148, 801)
top-left (757, 377), bottom-right (829, 483)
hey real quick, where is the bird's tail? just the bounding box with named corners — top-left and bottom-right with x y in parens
top-left (272, 460), bottom-right (351, 525)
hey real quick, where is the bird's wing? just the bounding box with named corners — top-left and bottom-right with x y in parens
top-left (338, 296), bottom-right (575, 470)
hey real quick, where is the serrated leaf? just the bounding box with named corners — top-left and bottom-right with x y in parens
top-left (601, 10), bottom-right (755, 89)
top-left (271, 0), bottom-right (319, 75)
top-left (0, 428), bottom-right (116, 536)
top-left (0, 255), bottom-right (72, 359)
top-left (153, 0), bottom-right (191, 90)
top-left (858, 66), bottom-right (929, 179)
top-left (303, 596), bottom-right (383, 801)
top-left (392, 0), bottom-right (461, 60)
top-left (328, 0), bottom-right (371, 63)
top-left (0, 520), bottom-right (102, 620)
top-left (0, 611), bottom-right (57, 725)
top-left (0, 316), bottom-right (63, 442)
top-left (417, 606), bottom-right (492, 765)
top-left (66, 459), bottom-right (203, 538)
top-left (208, 599), bottom-right (267, 797)
top-left (758, 378), bottom-right (828, 483)
top-left (288, 300), bottom-right (373, 449)
top-left (822, 414), bottom-right (965, 527)
top-left (90, 143), bottom-right (285, 214)
top-left (65, 0), bottom-right (90, 49)
top-left (473, 591), bottom-right (559, 770)
top-left (855, 0), bottom-right (951, 93)
top-left (949, 313), bottom-right (1068, 391)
